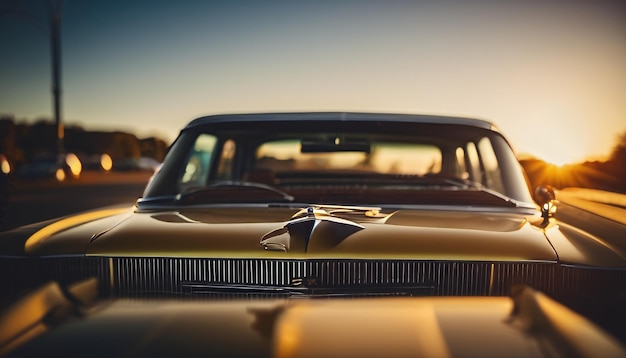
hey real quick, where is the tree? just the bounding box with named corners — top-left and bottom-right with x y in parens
top-left (609, 130), bottom-right (626, 162)
top-left (608, 130), bottom-right (626, 192)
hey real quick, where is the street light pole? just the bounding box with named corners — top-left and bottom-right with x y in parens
top-left (47, 0), bottom-right (64, 155)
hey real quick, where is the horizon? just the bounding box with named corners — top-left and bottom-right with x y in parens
top-left (3, 113), bottom-right (623, 167)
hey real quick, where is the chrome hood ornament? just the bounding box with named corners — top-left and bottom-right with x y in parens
top-left (260, 207), bottom-right (365, 252)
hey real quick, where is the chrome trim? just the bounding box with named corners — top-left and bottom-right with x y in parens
top-left (110, 258), bottom-right (558, 297)
top-left (108, 257), bottom-right (115, 292)
top-left (488, 263), bottom-right (495, 295)
top-left (2, 257), bottom-right (623, 302)
top-left (260, 211), bottom-right (365, 253)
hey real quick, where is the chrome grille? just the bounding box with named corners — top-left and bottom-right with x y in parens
top-left (3, 257), bottom-right (623, 301)
top-left (560, 265), bottom-right (626, 298)
top-left (491, 262), bottom-right (557, 296)
top-left (112, 258), bottom-right (558, 296)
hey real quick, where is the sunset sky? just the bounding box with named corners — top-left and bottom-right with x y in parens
top-left (1, 0), bottom-right (625, 166)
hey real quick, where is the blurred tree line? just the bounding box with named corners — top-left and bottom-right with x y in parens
top-left (0, 115), bottom-right (169, 170)
top-left (520, 130), bottom-right (626, 194)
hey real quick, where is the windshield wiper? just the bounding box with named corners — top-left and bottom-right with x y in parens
top-left (418, 175), bottom-right (482, 189)
top-left (177, 181), bottom-right (294, 205)
top-left (436, 177), bottom-right (534, 208)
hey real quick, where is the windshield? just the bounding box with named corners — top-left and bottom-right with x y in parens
top-left (256, 140), bottom-right (442, 176)
top-left (143, 119), bottom-right (534, 207)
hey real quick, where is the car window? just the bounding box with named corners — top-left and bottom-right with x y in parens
top-left (455, 147), bottom-right (470, 180)
top-left (180, 134), bottom-right (218, 187)
top-left (477, 136), bottom-right (505, 193)
top-left (451, 138), bottom-right (506, 194)
top-left (255, 140), bottom-right (442, 176)
top-left (216, 139), bottom-right (236, 180)
top-left (465, 141), bottom-right (481, 183)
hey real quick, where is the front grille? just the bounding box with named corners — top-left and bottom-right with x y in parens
top-left (112, 258), bottom-right (558, 297)
top-left (2, 257), bottom-right (623, 302)
top-left (560, 265), bottom-right (626, 298)
top-left (491, 261), bottom-right (557, 296)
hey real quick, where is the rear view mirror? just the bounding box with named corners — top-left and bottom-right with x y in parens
top-left (300, 139), bottom-right (370, 153)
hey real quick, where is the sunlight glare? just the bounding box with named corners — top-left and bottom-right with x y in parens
top-left (532, 140), bottom-right (594, 167)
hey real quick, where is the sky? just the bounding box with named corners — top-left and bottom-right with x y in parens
top-left (1, 0), bottom-right (625, 166)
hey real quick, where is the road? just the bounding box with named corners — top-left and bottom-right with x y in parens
top-left (1, 171), bottom-right (153, 232)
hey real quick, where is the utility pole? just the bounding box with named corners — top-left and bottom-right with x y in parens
top-left (47, 0), bottom-right (65, 156)
top-left (1, 0), bottom-right (66, 155)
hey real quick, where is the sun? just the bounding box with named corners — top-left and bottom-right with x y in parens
top-left (532, 145), bottom-right (592, 167)
top-left (545, 157), bottom-right (573, 168)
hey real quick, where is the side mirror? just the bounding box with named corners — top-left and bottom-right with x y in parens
top-left (534, 185), bottom-right (556, 224)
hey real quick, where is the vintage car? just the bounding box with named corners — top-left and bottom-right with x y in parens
top-left (0, 112), bottom-right (624, 356)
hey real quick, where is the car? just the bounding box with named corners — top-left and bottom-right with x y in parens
top-left (16, 153), bottom-right (82, 181)
top-left (0, 112), bottom-right (624, 356)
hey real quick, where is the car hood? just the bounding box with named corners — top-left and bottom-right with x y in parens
top-left (13, 206), bottom-right (624, 267)
top-left (16, 206), bottom-right (556, 262)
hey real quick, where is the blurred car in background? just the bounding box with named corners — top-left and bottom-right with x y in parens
top-left (16, 153), bottom-right (82, 181)
top-left (111, 157), bottom-right (160, 172)
top-left (79, 154), bottom-right (113, 172)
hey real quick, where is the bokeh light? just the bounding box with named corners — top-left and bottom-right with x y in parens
top-left (65, 153), bottom-right (82, 177)
top-left (55, 168), bottom-right (66, 181)
top-left (100, 154), bottom-right (113, 171)
top-left (0, 154), bottom-right (10, 174)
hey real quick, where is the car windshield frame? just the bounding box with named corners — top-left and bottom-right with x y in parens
top-left (141, 116), bottom-right (536, 209)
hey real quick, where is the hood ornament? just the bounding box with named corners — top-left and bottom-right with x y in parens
top-left (260, 207), bottom-right (364, 252)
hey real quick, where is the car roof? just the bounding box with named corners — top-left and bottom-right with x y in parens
top-left (183, 112), bottom-right (500, 132)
